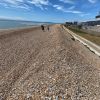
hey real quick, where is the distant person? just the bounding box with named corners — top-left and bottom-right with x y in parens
top-left (41, 25), bottom-right (45, 31)
top-left (47, 25), bottom-right (49, 31)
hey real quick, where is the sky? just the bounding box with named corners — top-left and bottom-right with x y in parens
top-left (0, 0), bottom-right (100, 22)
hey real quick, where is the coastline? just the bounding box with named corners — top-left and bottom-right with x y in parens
top-left (0, 23), bottom-right (53, 32)
top-left (0, 25), bottom-right (42, 37)
top-left (0, 25), bottom-right (40, 31)
top-left (0, 24), bottom-right (53, 37)
top-left (0, 19), bottom-right (54, 31)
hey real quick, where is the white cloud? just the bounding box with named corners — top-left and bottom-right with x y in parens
top-left (0, 15), bottom-right (24, 20)
top-left (0, 2), bottom-right (9, 8)
top-left (0, 0), bottom-right (49, 10)
top-left (68, 6), bottom-right (75, 10)
top-left (30, 0), bottom-right (49, 5)
top-left (28, 0), bottom-right (49, 10)
top-left (4, 0), bottom-right (23, 4)
top-left (53, 4), bottom-right (82, 14)
top-left (65, 10), bottom-right (82, 14)
top-left (10, 4), bottom-right (30, 10)
top-left (88, 0), bottom-right (97, 3)
top-left (59, 0), bottom-right (74, 4)
top-left (80, 13), bottom-right (90, 17)
top-left (0, 0), bottom-right (29, 10)
top-left (53, 5), bottom-right (63, 10)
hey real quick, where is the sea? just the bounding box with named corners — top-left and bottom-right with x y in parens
top-left (0, 19), bottom-right (52, 29)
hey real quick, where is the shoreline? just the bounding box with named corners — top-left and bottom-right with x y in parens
top-left (0, 24), bottom-right (53, 32)
top-left (0, 24), bottom-right (53, 37)
top-left (0, 25), bottom-right (40, 31)
top-left (0, 25), bottom-right (42, 37)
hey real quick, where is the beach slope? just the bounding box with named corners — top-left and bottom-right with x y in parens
top-left (0, 24), bottom-right (100, 100)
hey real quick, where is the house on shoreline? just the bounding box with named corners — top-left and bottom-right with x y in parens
top-left (81, 12), bottom-right (100, 26)
top-left (96, 12), bottom-right (100, 21)
top-left (65, 12), bottom-right (100, 27)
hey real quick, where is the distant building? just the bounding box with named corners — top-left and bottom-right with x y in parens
top-left (96, 12), bottom-right (100, 21)
top-left (81, 20), bottom-right (100, 26)
top-left (81, 12), bottom-right (100, 26)
top-left (65, 22), bottom-right (73, 26)
top-left (73, 21), bottom-right (78, 25)
top-left (65, 21), bottom-right (78, 26)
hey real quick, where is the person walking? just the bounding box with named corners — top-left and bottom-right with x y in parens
top-left (47, 25), bottom-right (49, 31)
top-left (41, 25), bottom-right (45, 31)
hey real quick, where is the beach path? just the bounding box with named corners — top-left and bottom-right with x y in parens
top-left (0, 24), bottom-right (100, 100)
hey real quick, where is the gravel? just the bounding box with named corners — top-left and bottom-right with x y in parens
top-left (0, 24), bottom-right (100, 100)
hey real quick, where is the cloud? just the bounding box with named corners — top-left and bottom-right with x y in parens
top-left (0, 2), bottom-right (9, 8)
top-left (59, 0), bottom-right (74, 4)
top-left (0, 0), bottom-right (49, 10)
top-left (28, 0), bottom-right (49, 10)
top-left (64, 10), bottom-right (82, 14)
top-left (0, 15), bottom-right (24, 20)
top-left (10, 4), bottom-right (30, 10)
top-left (30, 0), bottom-right (49, 5)
top-left (0, 0), bottom-right (30, 10)
top-left (3, 0), bottom-right (23, 4)
top-left (53, 5), bottom-right (63, 10)
top-left (68, 6), bottom-right (75, 10)
top-left (53, 5), bottom-right (82, 14)
top-left (88, 0), bottom-right (97, 3)
top-left (80, 13), bottom-right (90, 17)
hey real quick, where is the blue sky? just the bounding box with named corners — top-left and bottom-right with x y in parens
top-left (0, 0), bottom-right (100, 22)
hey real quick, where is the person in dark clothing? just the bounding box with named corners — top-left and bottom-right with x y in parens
top-left (41, 25), bottom-right (45, 31)
top-left (47, 25), bottom-right (49, 31)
